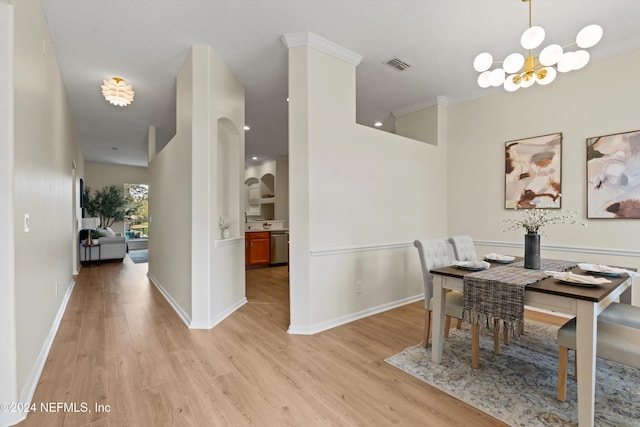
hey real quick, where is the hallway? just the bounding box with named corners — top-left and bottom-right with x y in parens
top-left (19, 259), bottom-right (505, 426)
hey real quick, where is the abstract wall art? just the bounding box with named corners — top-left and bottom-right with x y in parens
top-left (505, 133), bottom-right (562, 209)
top-left (587, 129), bottom-right (640, 218)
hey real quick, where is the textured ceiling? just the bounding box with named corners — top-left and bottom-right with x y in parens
top-left (40, 0), bottom-right (640, 167)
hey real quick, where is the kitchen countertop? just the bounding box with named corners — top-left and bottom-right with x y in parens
top-left (244, 228), bottom-right (289, 232)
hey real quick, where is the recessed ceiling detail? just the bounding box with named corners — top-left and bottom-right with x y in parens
top-left (384, 57), bottom-right (412, 71)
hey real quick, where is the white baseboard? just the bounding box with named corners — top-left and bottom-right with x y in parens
top-left (287, 294), bottom-right (423, 335)
top-left (147, 272), bottom-right (247, 330)
top-left (0, 279), bottom-right (76, 427)
top-left (190, 297), bottom-right (248, 329)
top-left (146, 272), bottom-right (192, 327)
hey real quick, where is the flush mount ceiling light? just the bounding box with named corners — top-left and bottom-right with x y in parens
top-left (473, 0), bottom-right (603, 92)
top-left (101, 77), bottom-right (134, 106)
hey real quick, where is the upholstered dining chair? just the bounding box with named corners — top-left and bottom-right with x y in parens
top-left (414, 239), bottom-right (501, 354)
top-left (414, 239), bottom-right (462, 347)
top-left (557, 302), bottom-right (640, 402)
top-left (448, 235), bottom-right (478, 262)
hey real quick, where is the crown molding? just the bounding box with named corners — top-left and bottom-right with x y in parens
top-left (282, 32), bottom-right (362, 66)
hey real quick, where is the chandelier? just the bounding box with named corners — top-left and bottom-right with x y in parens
top-left (101, 77), bottom-right (135, 106)
top-left (473, 0), bottom-right (603, 92)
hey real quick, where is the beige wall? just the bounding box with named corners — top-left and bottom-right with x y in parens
top-left (445, 49), bottom-right (640, 304)
top-left (287, 38), bottom-right (448, 333)
top-left (396, 103), bottom-right (439, 145)
top-left (10, 0), bottom-right (83, 416)
top-left (0, 0), bottom-right (17, 417)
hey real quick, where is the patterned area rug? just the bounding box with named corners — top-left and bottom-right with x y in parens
top-left (127, 249), bottom-right (148, 264)
top-left (385, 320), bottom-right (640, 426)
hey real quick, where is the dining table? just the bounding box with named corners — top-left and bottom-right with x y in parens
top-left (430, 258), bottom-right (634, 427)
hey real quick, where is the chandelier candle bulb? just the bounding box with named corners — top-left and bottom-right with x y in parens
top-left (473, 0), bottom-right (603, 92)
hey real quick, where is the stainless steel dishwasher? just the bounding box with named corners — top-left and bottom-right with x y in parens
top-left (270, 231), bottom-right (289, 265)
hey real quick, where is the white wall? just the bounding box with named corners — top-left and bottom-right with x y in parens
top-left (9, 0), bottom-right (82, 421)
top-left (445, 49), bottom-right (640, 304)
top-left (0, 1), bottom-right (17, 422)
top-left (149, 45), bottom-right (246, 329)
top-left (84, 162), bottom-right (149, 233)
top-left (286, 36), bottom-right (448, 333)
top-left (245, 160), bottom-right (276, 189)
top-left (275, 158), bottom-right (289, 226)
top-left (245, 159), bottom-right (276, 215)
top-left (245, 159), bottom-right (289, 225)
top-left (148, 49), bottom-right (194, 321)
top-left (206, 47), bottom-right (246, 328)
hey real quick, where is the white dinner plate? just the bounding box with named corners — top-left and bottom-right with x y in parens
top-left (485, 258), bottom-right (514, 264)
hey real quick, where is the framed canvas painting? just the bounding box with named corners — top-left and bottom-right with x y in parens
top-left (505, 133), bottom-right (562, 209)
top-left (586, 129), bottom-right (640, 218)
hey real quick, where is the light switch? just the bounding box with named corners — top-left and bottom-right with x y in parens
top-left (24, 214), bottom-right (30, 232)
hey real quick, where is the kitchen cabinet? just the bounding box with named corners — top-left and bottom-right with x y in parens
top-left (245, 231), bottom-right (270, 266)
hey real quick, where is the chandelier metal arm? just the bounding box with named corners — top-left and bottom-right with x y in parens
top-left (473, 0), bottom-right (603, 92)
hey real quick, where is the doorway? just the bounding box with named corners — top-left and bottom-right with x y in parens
top-left (124, 183), bottom-right (149, 239)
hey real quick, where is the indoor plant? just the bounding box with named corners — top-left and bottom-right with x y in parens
top-left (218, 216), bottom-right (231, 239)
top-left (83, 185), bottom-right (129, 229)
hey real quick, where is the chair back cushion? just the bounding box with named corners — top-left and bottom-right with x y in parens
top-left (448, 235), bottom-right (477, 261)
top-left (414, 239), bottom-right (451, 306)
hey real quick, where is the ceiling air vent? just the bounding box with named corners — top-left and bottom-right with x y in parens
top-left (384, 57), bottom-right (412, 71)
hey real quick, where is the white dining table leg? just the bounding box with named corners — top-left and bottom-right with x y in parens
top-left (576, 300), bottom-right (597, 427)
top-left (431, 275), bottom-right (446, 364)
top-left (620, 283), bottom-right (632, 304)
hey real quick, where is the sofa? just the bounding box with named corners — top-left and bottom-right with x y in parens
top-left (79, 228), bottom-right (126, 263)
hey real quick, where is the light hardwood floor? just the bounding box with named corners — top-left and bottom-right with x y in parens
top-left (18, 258), bottom-right (563, 426)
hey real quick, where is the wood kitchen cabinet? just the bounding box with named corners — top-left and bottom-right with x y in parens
top-left (245, 231), bottom-right (270, 266)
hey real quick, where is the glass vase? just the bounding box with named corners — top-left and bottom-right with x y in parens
top-left (524, 232), bottom-right (540, 270)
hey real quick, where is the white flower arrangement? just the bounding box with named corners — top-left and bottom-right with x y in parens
top-left (218, 216), bottom-right (230, 230)
top-left (503, 209), bottom-right (585, 235)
